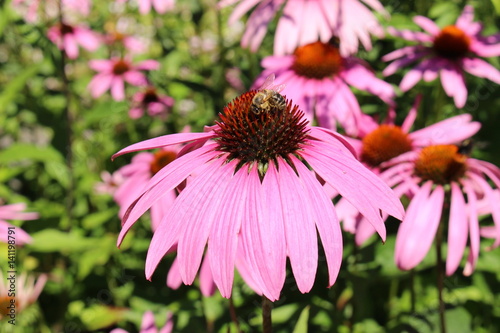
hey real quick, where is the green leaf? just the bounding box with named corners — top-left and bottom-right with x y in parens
top-left (80, 304), bottom-right (127, 331)
top-left (0, 64), bottom-right (41, 113)
top-left (292, 306), bottom-right (310, 333)
top-left (491, 0), bottom-right (500, 15)
top-left (29, 229), bottom-right (99, 253)
top-left (0, 143), bottom-right (65, 164)
top-left (82, 209), bottom-right (117, 229)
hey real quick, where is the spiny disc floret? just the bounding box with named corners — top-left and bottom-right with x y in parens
top-left (215, 91), bottom-right (309, 167)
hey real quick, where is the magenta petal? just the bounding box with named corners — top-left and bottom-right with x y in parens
top-left (413, 15), bottom-right (440, 35)
top-left (145, 159), bottom-right (226, 280)
top-left (203, 162), bottom-right (246, 298)
top-left (410, 114), bottom-right (480, 146)
top-left (461, 57), bottom-right (500, 84)
top-left (178, 160), bottom-right (234, 287)
top-left (113, 132), bottom-right (216, 159)
top-left (440, 64), bottom-right (467, 108)
top-left (140, 311), bottom-right (155, 332)
top-left (166, 257), bottom-right (182, 289)
top-left (446, 182), bottom-right (468, 275)
top-left (117, 146), bottom-right (218, 246)
top-left (291, 155), bottom-right (342, 287)
top-left (199, 256), bottom-right (216, 297)
top-left (276, 159), bottom-right (317, 293)
top-left (386, 26), bottom-right (433, 43)
top-left (395, 182), bottom-right (444, 270)
top-left (401, 94), bottom-right (421, 133)
top-left (463, 181), bottom-right (479, 276)
top-left (88, 73), bottom-right (113, 98)
top-left (302, 141), bottom-right (404, 240)
top-left (110, 77), bottom-right (125, 101)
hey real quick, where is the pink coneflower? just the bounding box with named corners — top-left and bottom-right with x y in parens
top-left (116, 0), bottom-right (175, 14)
top-left (254, 41), bottom-right (395, 135)
top-left (0, 271), bottom-right (47, 320)
top-left (47, 22), bottom-right (100, 59)
top-left (110, 310), bottom-right (173, 333)
top-left (104, 31), bottom-right (146, 54)
top-left (383, 5), bottom-right (500, 108)
top-left (338, 100), bottom-right (481, 245)
top-left (113, 82), bottom-right (404, 301)
top-left (220, 0), bottom-right (387, 56)
top-left (382, 144), bottom-right (500, 276)
top-left (94, 171), bottom-right (125, 196)
top-left (88, 57), bottom-right (159, 101)
top-left (129, 87), bottom-right (174, 119)
top-left (0, 203), bottom-right (38, 245)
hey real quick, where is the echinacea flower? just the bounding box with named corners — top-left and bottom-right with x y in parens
top-left (0, 203), bottom-right (38, 245)
top-left (254, 41), bottom-right (395, 135)
top-left (104, 31), bottom-right (146, 54)
top-left (88, 57), bottom-right (159, 101)
top-left (338, 99), bottom-right (481, 245)
top-left (116, 0), bottom-right (175, 14)
top-left (113, 80), bottom-right (404, 300)
top-left (110, 311), bottom-right (173, 333)
top-left (383, 5), bottom-right (500, 108)
top-left (129, 87), bottom-right (174, 119)
top-left (382, 143), bottom-right (500, 276)
top-left (47, 22), bottom-right (100, 59)
top-left (220, 0), bottom-right (387, 56)
top-left (114, 147), bottom-right (181, 231)
top-left (94, 171), bottom-right (125, 196)
top-left (0, 271), bottom-right (47, 320)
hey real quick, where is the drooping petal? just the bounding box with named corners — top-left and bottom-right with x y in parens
top-left (145, 158), bottom-right (227, 280)
top-left (386, 26), bottom-right (433, 43)
top-left (395, 182), bottom-right (444, 270)
top-left (117, 146), bottom-right (219, 246)
top-left (410, 114), bottom-right (480, 146)
top-left (166, 257), bottom-right (182, 289)
top-left (446, 182), bottom-right (468, 275)
top-left (463, 181), bottom-right (479, 276)
top-left (291, 155), bottom-right (343, 286)
top-left (88, 73), bottom-right (113, 98)
top-left (461, 57), bottom-right (500, 84)
top-left (199, 256), bottom-right (216, 297)
top-left (413, 15), bottom-right (440, 36)
top-left (440, 63), bottom-right (468, 108)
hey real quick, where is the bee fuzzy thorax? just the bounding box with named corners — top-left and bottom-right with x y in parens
top-left (251, 89), bottom-right (287, 115)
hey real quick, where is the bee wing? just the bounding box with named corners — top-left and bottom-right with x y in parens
top-left (271, 83), bottom-right (286, 93)
top-left (258, 74), bottom-right (276, 90)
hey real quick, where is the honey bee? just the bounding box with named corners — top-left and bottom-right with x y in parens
top-left (251, 74), bottom-right (287, 115)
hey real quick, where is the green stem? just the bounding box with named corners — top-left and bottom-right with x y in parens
top-left (436, 221), bottom-right (447, 333)
top-left (262, 296), bottom-right (273, 333)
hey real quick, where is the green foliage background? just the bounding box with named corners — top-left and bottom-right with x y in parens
top-left (1, 0), bottom-right (500, 332)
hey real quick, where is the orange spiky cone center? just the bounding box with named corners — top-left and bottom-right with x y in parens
top-left (292, 41), bottom-right (343, 79)
top-left (361, 125), bottom-right (413, 167)
top-left (433, 25), bottom-right (471, 59)
top-left (414, 145), bottom-right (468, 184)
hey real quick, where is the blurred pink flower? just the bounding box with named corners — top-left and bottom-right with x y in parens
top-left (220, 0), bottom-right (387, 56)
top-left (338, 99), bottom-right (481, 245)
top-left (12, 0), bottom-right (91, 22)
top-left (116, 0), bottom-right (175, 14)
top-left (383, 5), bottom-right (500, 108)
top-left (110, 310), bottom-right (173, 333)
top-left (129, 87), bottom-right (174, 119)
top-left (88, 57), bottom-right (159, 101)
top-left (104, 31), bottom-right (146, 54)
top-left (381, 144), bottom-right (500, 276)
top-left (47, 22), bottom-right (100, 59)
top-left (254, 41), bottom-right (395, 135)
top-left (0, 203), bottom-right (38, 245)
top-left (94, 171), bottom-right (125, 196)
top-left (0, 271), bottom-right (47, 319)
top-left (113, 88), bottom-right (404, 300)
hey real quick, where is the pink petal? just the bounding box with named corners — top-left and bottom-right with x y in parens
top-left (276, 159), bottom-right (317, 293)
top-left (401, 94), bottom-right (422, 133)
top-left (455, 5), bottom-right (475, 32)
top-left (123, 71), bottom-right (148, 86)
top-left (110, 76), bottom-right (125, 101)
top-left (446, 182), bottom-right (468, 275)
top-left (410, 114), bottom-right (480, 146)
top-left (291, 155), bottom-right (342, 286)
top-left (63, 34), bottom-right (79, 59)
top-left (145, 158), bottom-right (227, 281)
top-left (240, 0), bottom-right (284, 52)
top-left (386, 26), bottom-right (433, 43)
top-left (74, 28), bottom-right (101, 51)
top-left (88, 73), bottom-right (113, 98)
top-left (301, 140), bottom-right (404, 241)
top-left (440, 63), bottom-right (467, 108)
top-left (89, 59), bottom-right (113, 72)
top-left (463, 181), bottom-right (479, 276)
top-left (413, 15), bottom-right (440, 36)
top-left (118, 146), bottom-right (219, 246)
top-left (166, 257), bottom-right (182, 289)
top-left (395, 182), bottom-right (444, 270)
top-left (136, 59), bottom-right (160, 71)
top-left (199, 256), bottom-right (216, 297)
top-left (140, 311), bottom-right (156, 333)
top-left (461, 57), bottom-right (500, 84)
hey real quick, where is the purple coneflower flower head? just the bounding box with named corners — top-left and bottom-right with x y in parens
top-left (254, 41), bottom-right (395, 135)
top-left (129, 87), bottom-right (174, 119)
top-left (47, 22), bottom-right (101, 59)
top-left (220, 0), bottom-right (387, 56)
top-left (0, 271), bottom-right (47, 319)
top-left (110, 310), bottom-right (173, 333)
top-left (0, 203), bottom-right (38, 245)
top-left (383, 143), bottom-right (500, 276)
top-left (383, 5), bottom-right (500, 108)
top-left (338, 101), bottom-right (480, 245)
top-left (113, 76), bottom-right (404, 300)
top-left (104, 31), bottom-right (146, 54)
top-left (88, 57), bottom-right (159, 101)
top-left (116, 0), bottom-right (175, 14)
